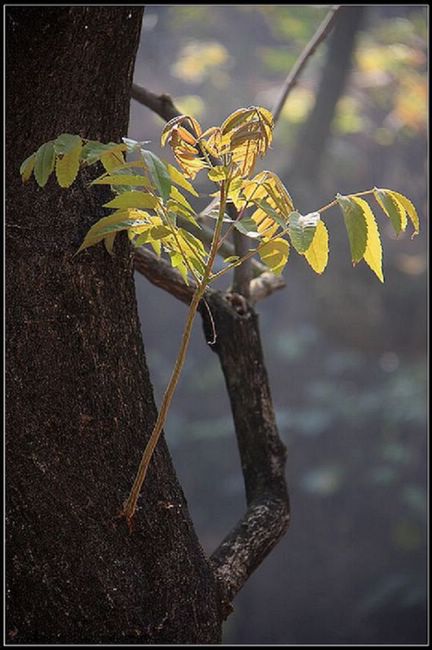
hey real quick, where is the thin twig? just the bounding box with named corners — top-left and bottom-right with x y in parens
top-left (271, 5), bottom-right (341, 124)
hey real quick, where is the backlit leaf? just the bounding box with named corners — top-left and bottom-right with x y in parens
top-left (55, 136), bottom-right (82, 188)
top-left (258, 237), bottom-right (290, 275)
top-left (141, 150), bottom-right (172, 202)
top-left (337, 194), bottom-right (368, 263)
top-left (169, 251), bottom-right (189, 284)
top-left (166, 162), bottom-right (199, 196)
top-left (34, 141), bottom-right (55, 188)
top-left (103, 192), bottom-right (159, 210)
top-left (304, 220), bottom-right (329, 274)
top-left (374, 188), bottom-right (404, 235)
top-left (351, 197), bottom-right (383, 282)
top-left (150, 225), bottom-right (172, 240)
top-left (81, 141), bottom-right (127, 165)
top-left (92, 174), bottom-right (151, 187)
top-left (207, 166), bottom-right (229, 182)
top-left (387, 190), bottom-right (419, 238)
top-left (76, 210), bottom-right (149, 253)
top-left (169, 185), bottom-right (195, 214)
top-left (101, 149), bottom-right (125, 172)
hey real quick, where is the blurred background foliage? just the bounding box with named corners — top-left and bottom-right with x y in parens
top-left (129, 5), bottom-right (427, 644)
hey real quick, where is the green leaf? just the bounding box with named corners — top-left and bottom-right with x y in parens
top-left (374, 188), bottom-right (404, 235)
top-left (76, 211), bottom-right (148, 253)
top-left (55, 136), bottom-right (82, 188)
top-left (288, 211), bottom-right (319, 254)
top-left (54, 133), bottom-right (82, 156)
top-left (169, 251), bottom-right (189, 284)
top-left (80, 141), bottom-right (126, 165)
top-left (141, 150), bottom-right (172, 203)
top-left (92, 174), bottom-right (151, 187)
top-left (178, 228), bottom-right (207, 260)
top-left (169, 186), bottom-right (195, 214)
top-left (101, 150), bottom-right (125, 172)
top-left (234, 218), bottom-right (262, 238)
top-left (254, 199), bottom-right (287, 229)
top-left (20, 153), bottom-right (36, 183)
top-left (387, 190), bottom-right (420, 238)
top-left (304, 220), bottom-right (329, 274)
top-left (223, 255), bottom-right (240, 264)
top-left (258, 237), bottom-right (290, 275)
top-left (150, 225), bottom-right (172, 240)
top-left (207, 166), bottom-right (229, 182)
top-left (166, 162), bottom-right (199, 196)
top-left (103, 191), bottom-right (159, 210)
top-left (337, 194), bottom-right (368, 264)
top-left (351, 197), bottom-right (384, 282)
top-left (34, 141), bottom-right (55, 188)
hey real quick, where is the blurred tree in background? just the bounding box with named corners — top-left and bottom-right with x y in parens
top-left (131, 5), bottom-right (427, 644)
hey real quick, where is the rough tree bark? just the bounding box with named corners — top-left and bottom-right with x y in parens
top-left (6, 7), bottom-right (222, 643)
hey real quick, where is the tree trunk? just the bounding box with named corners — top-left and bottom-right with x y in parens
top-left (6, 7), bottom-right (222, 643)
top-left (288, 5), bottom-right (366, 186)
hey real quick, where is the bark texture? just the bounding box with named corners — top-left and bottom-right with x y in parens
top-left (6, 7), bottom-right (221, 643)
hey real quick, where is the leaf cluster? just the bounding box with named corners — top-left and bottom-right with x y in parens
top-left (20, 107), bottom-right (419, 285)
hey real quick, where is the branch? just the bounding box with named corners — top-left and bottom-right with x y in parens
top-left (201, 294), bottom-right (289, 615)
top-left (131, 84), bottom-right (181, 122)
top-left (133, 247), bottom-right (284, 304)
top-left (133, 247), bottom-right (196, 305)
top-left (271, 5), bottom-right (341, 124)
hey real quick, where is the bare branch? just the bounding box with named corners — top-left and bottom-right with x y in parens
top-left (271, 5), bottom-right (341, 124)
top-left (131, 84), bottom-right (181, 122)
top-left (201, 293), bottom-right (290, 613)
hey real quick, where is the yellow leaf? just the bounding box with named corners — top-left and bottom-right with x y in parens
top-left (388, 190), bottom-right (420, 238)
top-left (55, 141), bottom-right (83, 188)
top-left (352, 197), bottom-right (384, 283)
top-left (101, 149), bottom-right (125, 172)
top-left (258, 237), bottom-right (290, 275)
top-left (304, 220), bottom-right (329, 274)
top-left (104, 233), bottom-right (116, 256)
top-left (166, 162), bottom-right (199, 196)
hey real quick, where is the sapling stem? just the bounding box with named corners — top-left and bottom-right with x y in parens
top-left (120, 182), bottom-right (229, 528)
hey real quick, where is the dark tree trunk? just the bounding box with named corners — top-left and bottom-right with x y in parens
top-left (6, 7), bottom-right (221, 643)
